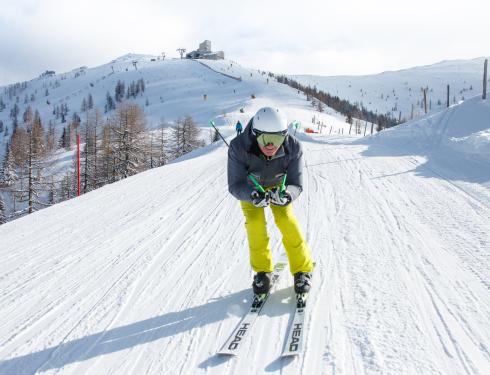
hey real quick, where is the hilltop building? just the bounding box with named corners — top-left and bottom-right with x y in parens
top-left (186, 40), bottom-right (224, 60)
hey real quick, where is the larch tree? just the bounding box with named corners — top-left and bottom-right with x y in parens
top-left (81, 108), bottom-right (102, 192)
top-left (170, 116), bottom-right (202, 158)
top-left (0, 194), bottom-right (6, 224)
top-left (99, 121), bottom-right (115, 184)
top-left (155, 119), bottom-right (169, 167)
top-left (111, 102), bottom-right (148, 179)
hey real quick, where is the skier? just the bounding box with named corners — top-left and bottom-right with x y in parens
top-left (227, 107), bottom-right (314, 296)
top-left (235, 120), bottom-right (243, 136)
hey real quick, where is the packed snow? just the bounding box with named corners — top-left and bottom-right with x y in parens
top-left (1, 84), bottom-right (489, 374)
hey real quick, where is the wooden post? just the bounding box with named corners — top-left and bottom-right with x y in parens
top-left (371, 123), bottom-right (374, 134)
top-left (483, 59), bottom-right (488, 100)
top-left (364, 122), bottom-right (367, 136)
top-left (447, 85), bottom-right (450, 107)
top-left (423, 88), bottom-right (428, 114)
top-left (349, 123), bottom-right (352, 134)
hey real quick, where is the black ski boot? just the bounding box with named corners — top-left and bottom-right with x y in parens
top-left (294, 272), bottom-right (312, 294)
top-left (253, 272), bottom-right (272, 294)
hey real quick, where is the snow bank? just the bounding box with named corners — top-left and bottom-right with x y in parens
top-left (359, 95), bottom-right (490, 162)
top-left (448, 129), bottom-right (490, 158)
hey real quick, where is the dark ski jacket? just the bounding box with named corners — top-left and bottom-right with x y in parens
top-left (227, 120), bottom-right (303, 203)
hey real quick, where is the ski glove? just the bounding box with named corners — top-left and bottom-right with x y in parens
top-left (269, 187), bottom-right (292, 206)
top-left (251, 190), bottom-right (270, 207)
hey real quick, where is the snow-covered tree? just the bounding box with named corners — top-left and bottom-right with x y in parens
top-left (115, 80), bottom-right (125, 102)
top-left (99, 122), bottom-right (115, 184)
top-left (87, 93), bottom-right (94, 109)
top-left (60, 103), bottom-right (69, 123)
top-left (105, 92), bottom-right (116, 113)
top-left (111, 103), bottom-right (148, 179)
top-left (317, 101), bottom-right (324, 113)
top-left (170, 116), bottom-right (203, 158)
top-left (46, 120), bottom-right (56, 153)
top-left (10, 103), bottom-right (19, 131)
top-left (138, 78), bottom-right (145, 93)
top-left (47, 176), bottom-right (58, 205)
top-left (81, 98), bottom-right (88, 113)
top-left (346, 113), bottom-right (353, 125)
top-left (23, 106), bottom-right (33, 125)
top-left (81, 109), bottom-right (102, 192)
top-left (59, 170), bottom-right (76, 201)
top-left (1, 143), bottom-right (18, 188)
top-left (0, 194), bottom-right (6, 224)
top-left (59, 127), bottom-right (68, 149)
top-left (154, 119), bottom-right (169, 167)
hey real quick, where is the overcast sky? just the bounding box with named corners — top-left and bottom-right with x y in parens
top-left (0, 0), bottom-right (489, 86)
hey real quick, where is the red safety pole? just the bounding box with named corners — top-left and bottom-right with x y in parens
top-left (77, 133), bottom-right (81, 196)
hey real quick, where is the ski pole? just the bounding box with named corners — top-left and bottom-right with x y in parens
top-left (291, 120), bottom-right (300, 137)
top-left (280, 174), bottom-right (287, 194)
top-left (248, 174), bottom-right (266, 194)
top-left (209, 120), bottom-right (229, 147)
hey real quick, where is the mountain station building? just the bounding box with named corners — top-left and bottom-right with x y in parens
top-left (186, 40), bottom-right (224, 60)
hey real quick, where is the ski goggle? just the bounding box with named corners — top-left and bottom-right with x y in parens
top-left (254, 130), bottom-right (287, 147)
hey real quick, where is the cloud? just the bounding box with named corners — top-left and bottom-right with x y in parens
top-left (0, 0), bottom-right (489, 85)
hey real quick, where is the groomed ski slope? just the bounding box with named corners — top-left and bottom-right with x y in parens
top-left (1, 101), bottom-right (489, 374)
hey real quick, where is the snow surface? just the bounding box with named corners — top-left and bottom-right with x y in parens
top-left (1, 93), bottom-right (489, 374)
top-left (293, 57), bottom-right (489, 121)
top-left (0, 55), bottom-right (350, 216)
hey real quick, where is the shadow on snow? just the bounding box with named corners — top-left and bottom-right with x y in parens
top-left (1, 287), bottom-right (298, 374)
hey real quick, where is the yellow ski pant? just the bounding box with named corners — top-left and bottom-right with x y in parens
top-left (240, 201), bottom-right (314, 274)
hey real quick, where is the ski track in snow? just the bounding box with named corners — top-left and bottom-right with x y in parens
top-left (0, 134), bottom-right (489, 375)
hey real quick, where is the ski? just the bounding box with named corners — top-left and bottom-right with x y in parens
top-left (218, 258), bottom-right (287, 356)
top-left (281, 292), bottom-right (310, 357)
top-left (281, 263), bottom-right (316, 357)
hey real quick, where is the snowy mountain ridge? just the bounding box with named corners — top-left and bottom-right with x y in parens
top-left (293, 56), bottom-right (489, 123)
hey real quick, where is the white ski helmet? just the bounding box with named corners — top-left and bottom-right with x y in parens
top-left (252, 107), bottom-right (288, 133)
